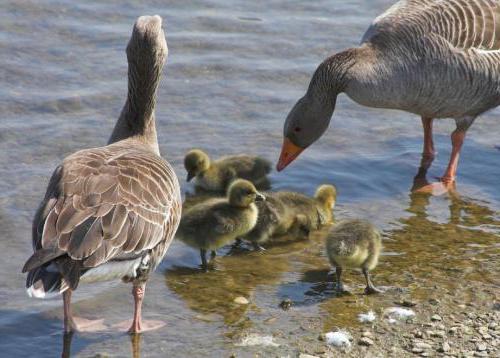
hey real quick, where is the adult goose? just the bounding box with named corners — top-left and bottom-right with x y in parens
top-left (277, 0), bottom-right (500, 193)
top-left (22, 15), bottom-right (181, 334)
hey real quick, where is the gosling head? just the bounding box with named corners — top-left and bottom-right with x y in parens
top-left (227, 179), bottom-right (265, 207)
top-left (127, 15), bottom-right (168, 72)
top-left (315, 184), bottom-right (337, 210)
top-left (184, 149), bottom-right (210, 182)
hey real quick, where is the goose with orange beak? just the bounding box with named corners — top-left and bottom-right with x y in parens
top-left (276, 0), bottom-right (500, 194)
top-left (277, 92), bottom-right (335, 172)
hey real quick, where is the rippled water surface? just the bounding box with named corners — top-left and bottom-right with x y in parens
top-left (0, 0), bottom-right (499, 357)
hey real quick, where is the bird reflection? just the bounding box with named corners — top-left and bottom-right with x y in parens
top-left (60, 330), bottom-right (142, 358)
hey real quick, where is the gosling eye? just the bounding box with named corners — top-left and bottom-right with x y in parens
top-left (294, 127), bottom-right (302, 133)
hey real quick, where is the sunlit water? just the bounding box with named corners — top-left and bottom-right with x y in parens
top-left (0, 0), bottom-right (499, 357)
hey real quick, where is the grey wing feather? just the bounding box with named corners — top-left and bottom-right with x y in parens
top-left (363, 0), bottom-right (500, 51)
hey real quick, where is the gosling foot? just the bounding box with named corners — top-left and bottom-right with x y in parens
top-left (364, 286), bottom-right (384, 295)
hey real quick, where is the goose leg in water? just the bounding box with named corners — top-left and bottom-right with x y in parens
top-left (440, 129), bottom-right (466, 184)
top-left (362, 267), bottom-right (382, 294)
top-left (113, 282), bottom-right (166, 333)
top-left (62, 289), bottom-right (106, 333)
top-left (421, 117), bottom-right (436, 162)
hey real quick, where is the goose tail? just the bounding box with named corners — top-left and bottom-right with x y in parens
top-left (25, 264), bottom-right (65, 299)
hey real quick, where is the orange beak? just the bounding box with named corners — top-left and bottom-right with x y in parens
top-left (276, 137), bottom-right (305, 172)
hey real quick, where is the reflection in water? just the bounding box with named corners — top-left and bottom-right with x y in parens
top-left (61, 332), bottom-right (73, 358)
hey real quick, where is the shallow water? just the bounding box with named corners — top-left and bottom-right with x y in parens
top-left (0, 0), bottom-right (499, 357)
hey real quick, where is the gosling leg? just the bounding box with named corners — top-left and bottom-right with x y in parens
top-left (200, 249), bottom-right (208, 270)
top-left (335, 266), bottom-right (346, 294)
top-left (362, 267), bottom-right (382, 294)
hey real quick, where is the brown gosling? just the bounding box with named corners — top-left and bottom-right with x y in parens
top-left (176, 179), bottom-right (265, 269)
top-left (242, 184), bottom-right (336, 250)
top-left (184, 149), bottom-right (271, 192)
top-left (326, 219), bottom-right (382, 295)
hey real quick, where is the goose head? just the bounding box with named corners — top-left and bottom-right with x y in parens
top-left (127, 15), bottom-right (168, 74)
top-left (277, 94), bottom-right (335, 171)
top-left (227, 179), bottom-right (265, 208)
top-left (276, 49), bottom-right (357, 171)
top-left (184, 149), bottom-right (210, 182)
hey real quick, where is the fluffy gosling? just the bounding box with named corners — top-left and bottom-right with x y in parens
top-left (325, 219), bottom-right (382, 295)
top-left (184, 149), bottom-right (271, 192)
top-left (176, 179), bottom-right (265, 268)
top-left (242, 184), bottom-right (336, 249)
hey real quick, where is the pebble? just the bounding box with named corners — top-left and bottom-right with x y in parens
top-left (233, 296), bottom-right (249, 305)
top-left (358, 337), bottom-right (374, 346)
top-left (474, 352), bottom-right (488, 357)
top-left (428, 330), bottom-right (446, 338)
top-left (362, 331), bottom-right (373, 338)
top-left (429, 298), bottom-right (440, 305)
top-left (299, 354), bottom-right (320, 358)
top-left (438, 341), bottom-right (451, 352)
top-left (414, 342), bottom-right (432, 350)
top-left (476, 343), bottom-right (487, 351)
top-left (431, 314), bottom-right (442, 322)
top-left (279, 298), bottom-right (292, 311)
top-left (412, 348), bottom-right (424, 354)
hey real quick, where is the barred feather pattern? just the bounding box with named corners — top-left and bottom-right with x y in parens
top-left (26, 140), bottom-right (181, 289)
top-left (320, 0), bottom-right (500, 122)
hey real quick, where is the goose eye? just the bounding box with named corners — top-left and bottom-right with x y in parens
top-left (294, 127), bottom-right (302, 133)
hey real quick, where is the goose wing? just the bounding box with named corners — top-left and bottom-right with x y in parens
top-left (24, 143), bottom-right (181, 285)
top-left (363, 0), bottom-right (500, 52)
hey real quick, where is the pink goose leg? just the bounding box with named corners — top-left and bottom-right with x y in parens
top-left (421, 117), bottom-right (436, 161)
top-left (440, 129), bottom-right (466, 184)
top-left (62, 289), bottom-right (106, 333)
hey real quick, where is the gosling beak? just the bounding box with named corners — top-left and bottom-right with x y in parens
top-left (276, 137), bottom-right (305, 172)
top-left (186, 172), bottom-right (195, 182)
top-left (255, 192), bottom-right (266, 202)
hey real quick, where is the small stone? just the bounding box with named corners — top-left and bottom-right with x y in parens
top-left (429, 330), bottom-right (446, 338)
top-left (493, 302), bottom-right (500, 311)
top-left (412, 348), bottom-right (424, 354)
top-left (362, 331), bottom-right (373, 338)
top-left (414, 330), bottom-right (424, 338)
top-left (279, 298), bottom-right (292, 311)
top-left (476, 343), bottom-right (487, 351)
top-left (429, 298), bottom-right (440, 305)
top-left (449, 327), bottom-right (458, 335)
top-left (420, 352), bottom-right (431, 357)
top-left (233, 296), bottom-right (249, 305)
top-left (359, 337), bottom-right (374, 346)
top-left (396, 299), bottom-right (417, 307)
top-left (318, 333), bottom-right (325, 341)
top-left (436, 324), bottom-right (446, 331)
top-left (478, 326), bottom-right (489, 334)
top-left (299, 354), bottom-right (320, 358)
top-left (438, 341), bottom-right (451, 353)
top-left (431, 314), bottom-right (442, 322)
top-left (482, 333), bottom-right (492, 340)
top-left (474, 352), bottom-right (488, 357)
top-left (414, 342), bottom-right (432, 350)
top-left (488, 322), bottom-right (497, 329)
top-left (458, 304), bottom-right (467, 309)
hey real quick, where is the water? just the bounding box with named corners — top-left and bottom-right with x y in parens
top-left (0, 0), bottom-right (499, 356)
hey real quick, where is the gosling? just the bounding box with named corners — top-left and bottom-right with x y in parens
top-left (325, 219), bottom-right (382, 295)
top-left (242, 184), bottom-right (336, 249)
top-left (184, 149), bottom-right (271, 192)
top-left (176, 179), bottom-right (265, 268)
